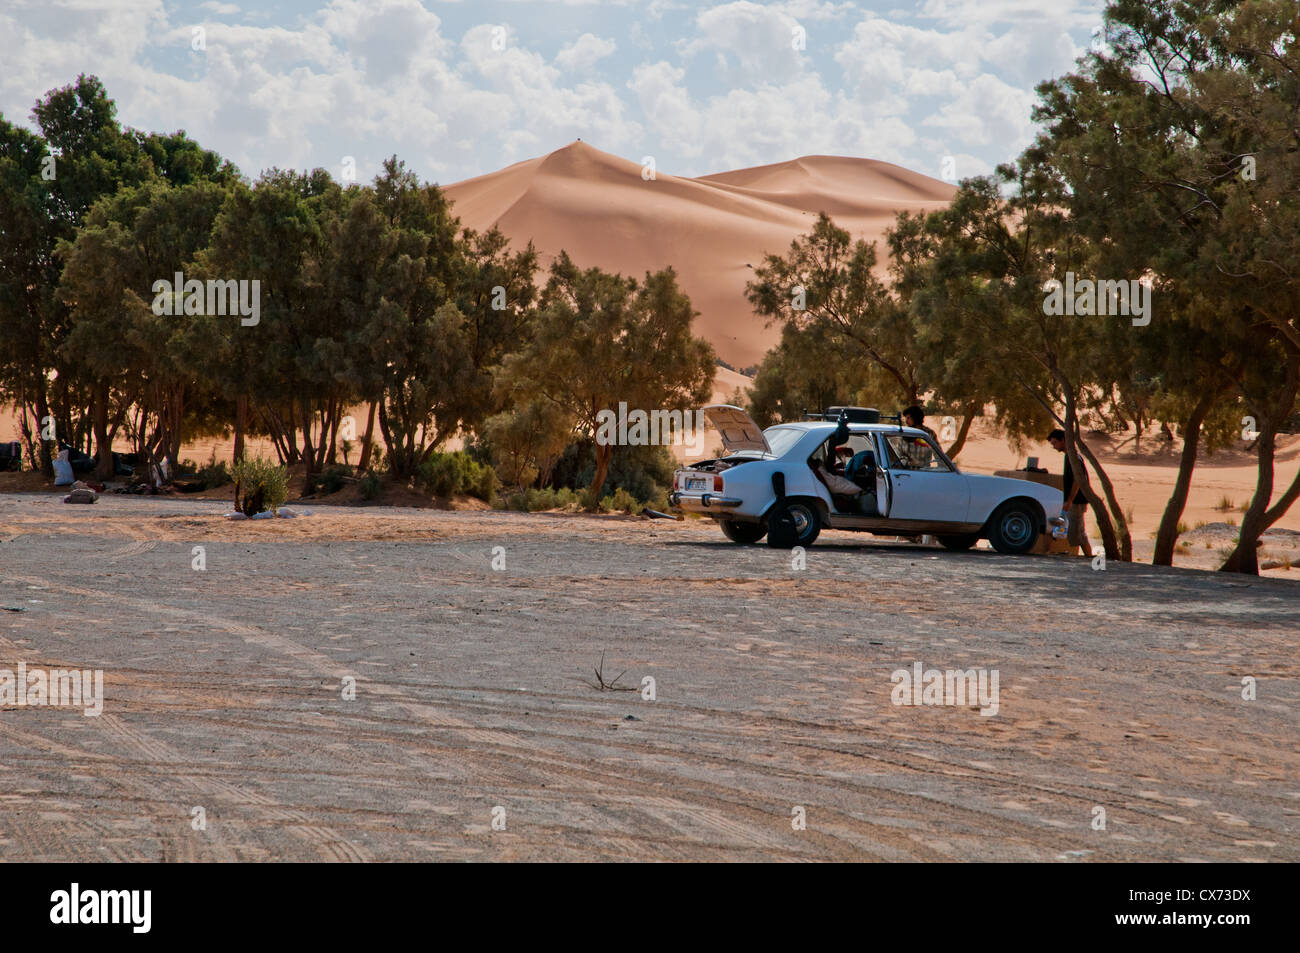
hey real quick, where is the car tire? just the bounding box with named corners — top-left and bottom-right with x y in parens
top-left (937, 533), bottom-right (979, 551)
top-left (987, 501), bottom-right (1040, 555)
top-left (765, 500), bottom-right (821, 549)
top-left (720, 519), bottom-right (767, 544)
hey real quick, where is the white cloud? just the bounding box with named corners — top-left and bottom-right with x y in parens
top-left (684, 1), bottom-right (809, 85)
top-left (0, 0), bottom-right (1108, 184)
top-left (555, 33), bottom-right (617, 72)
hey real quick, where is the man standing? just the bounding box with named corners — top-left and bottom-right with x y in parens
top-left (902, 406), bottom-right (938, 442)
top-left (900, 406), bottom-right (938, 469)
top-left (1048, 428), bottom-right (1093, 557)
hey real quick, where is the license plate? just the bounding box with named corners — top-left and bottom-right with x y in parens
top-left (686, 477), bottom-right (707, 490)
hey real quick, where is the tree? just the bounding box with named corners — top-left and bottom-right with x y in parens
top-left (481, 399), bottom-right (571, 490)
top-left (747, 213), bottom-right (922, 405)
top-left (58, 179), bottom-right (231, 482)
top-left (1027, 0), bottom-right (1300, 572)
top-left (197, 168), bottom-right (354, 483)
top-left (904, 174), bottom-right (1136, 560)
top-left (0, 75), bottom-right (153, 476)
top-left (499, 252), bottom-right (715, 506)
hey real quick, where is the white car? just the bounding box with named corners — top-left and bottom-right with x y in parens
top-left (669, 405), bottom-right (1063, 553)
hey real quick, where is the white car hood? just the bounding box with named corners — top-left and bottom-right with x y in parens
top-left (702, 404), bottom-right (771, 454)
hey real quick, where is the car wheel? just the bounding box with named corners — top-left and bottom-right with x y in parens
top-left (988, 501), bottom-right (1040, 554)
top-left (937, 533), bottom-right (979, 551)
top-left (766, 500), bottom-right (821, 549)
top-left (720, 519), bottom-right (767, 544)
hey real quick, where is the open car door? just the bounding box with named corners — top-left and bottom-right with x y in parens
top-left (873, 433), bottom-right (892, 516)
top-left (702, 405), bottom-right (771, 455)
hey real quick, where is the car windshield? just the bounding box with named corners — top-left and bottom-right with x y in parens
top-left (760, 427), bottom-right (805, 458)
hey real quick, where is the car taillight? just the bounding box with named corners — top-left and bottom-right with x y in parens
top-left (713, 474), bottom-right (724, 492)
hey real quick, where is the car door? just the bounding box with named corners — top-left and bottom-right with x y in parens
top-left (879, 433), bottom-right (969, 523)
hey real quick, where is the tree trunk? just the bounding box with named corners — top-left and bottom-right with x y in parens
top-left (93, 381), bottom-right (114, 481)
top-left (300, 401), bottom-right (317, 493)
top-left (1074, 434), bottom-right (1131, 561)
top-left (1220, 423), bottom-right (1276, 575)
top-left (36, 391), bottom-right (53, 476)
top-left (326, 400), bottom-right (340, 466)
top-left (944, 402), bottom-right (980, 459)
top-left (1221, 347), bottom-right (1300, 574)
top-left (587, 442), bottom-right (613, 510)
top-left (1153, 390), bottom-right (1216, 566)
top-left (233, 395), bottom-right (248, 463)
top-left (357, 400), bottom-right (378, 473)
top-left (1058, 391), bottom-right (1113, 559)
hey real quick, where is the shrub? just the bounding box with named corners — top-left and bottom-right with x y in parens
top-left (472, 463), bottom-right (496, 504)
top-left (359, 471), bottom-right (382, 501)
top-left (197, 458), bottom-right (232, 490)
top-left (1214, 495), bottom-right (1234, 512)
top-left (231, 457), bottom-right (289, 516)
top-left (418, 451), bottom-right (495, 502)
top-left (601, 487), bottom-right (641, 515)
top-left (497, 486), bottom-right (581, 512)
top-left (308, 464), bottom-right (351, 496)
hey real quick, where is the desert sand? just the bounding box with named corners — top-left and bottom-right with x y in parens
top-left (2, 496), bottom-right (1296, 861)
top-left (441, 141), bottom-right (956, 368)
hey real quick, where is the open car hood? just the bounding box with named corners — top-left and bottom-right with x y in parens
top-left (702, 404), bottom-right (771, 454)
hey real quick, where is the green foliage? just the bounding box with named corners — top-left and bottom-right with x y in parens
top-left (325, 159), bottom-right (539, 480)
top-left (307, 464), bottom-right (351, 496)
top-left (417, 451), bottom-right (495, 502)
top-left (748, 319), bottom-right (895, 427)
top-left (497, 486), bottom-right (582, 512)
top-left (747, 212), bottom-right (921, 406)
top-left (496, 252), bottom-right (715, 506)
top-left (481, 399), bottom-right (571, 491)
top-left (358, 471), bottom-right (383, 501)
top-left (198, 459), bottom-right (232, 490)
top-left (231, 456), bottom-right (288, 515)
top-left (549, 441), bottom-right (675, 505)
top-left (600, 487), bottom-right (641, 515)
top-left (182, 455), bottom-right (232, 489)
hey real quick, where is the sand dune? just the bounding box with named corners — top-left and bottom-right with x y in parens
top-left (442, 141), bottom-right (956, 368)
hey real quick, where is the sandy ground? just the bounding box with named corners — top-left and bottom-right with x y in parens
top-left (1, 493), bottom-right (1296, 862)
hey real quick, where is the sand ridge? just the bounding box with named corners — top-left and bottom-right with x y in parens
top-left (441, 141), bottom-right (957, 367)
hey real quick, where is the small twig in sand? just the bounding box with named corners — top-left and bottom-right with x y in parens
top-left (585, 650), bottom-right (637, 692)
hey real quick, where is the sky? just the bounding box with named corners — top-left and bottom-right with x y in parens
top-left (0, 0), bottom-right (1109, 187)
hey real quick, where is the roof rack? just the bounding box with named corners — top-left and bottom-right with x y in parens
top-left (800, 406), bottom-right (889, 425)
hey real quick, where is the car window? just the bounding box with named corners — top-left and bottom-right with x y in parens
top-left (883, 434), bottom-right (952, 472)
top-left (762, 427), bottom-right (805, 457)
top-left (818, 433), bottom-right (874, 465)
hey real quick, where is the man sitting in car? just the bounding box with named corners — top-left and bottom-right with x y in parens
top-left (813, 447), bottom-right (861, 497)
